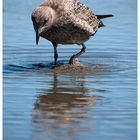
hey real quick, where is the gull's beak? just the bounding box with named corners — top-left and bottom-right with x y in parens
top-left (36, 30), bottom-right (40, 45)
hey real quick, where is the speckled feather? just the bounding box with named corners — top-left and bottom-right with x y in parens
top-left (31, 0), bottom-right (100, 44)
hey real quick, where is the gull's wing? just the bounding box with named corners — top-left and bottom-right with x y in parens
top-left (73, 1), bottom-right (100, 32)
top-left (50, 0), bottom-right (100, 34)
top-left (52, 12), bottom-right (95, 36)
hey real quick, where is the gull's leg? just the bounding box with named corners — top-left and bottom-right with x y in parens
top-left (69, 43), bottom-right (86, 64)
top-left (52, 42), bottom-right (58, 65)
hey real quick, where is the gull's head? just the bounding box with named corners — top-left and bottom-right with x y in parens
top-left (31, 6), bottom-right (55, 45)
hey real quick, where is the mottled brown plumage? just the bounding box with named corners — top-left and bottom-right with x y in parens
top-left (31, 0), bottom-right (113, 65)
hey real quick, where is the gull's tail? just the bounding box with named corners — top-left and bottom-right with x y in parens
top-left (96, 14), bottom-right (114, 19)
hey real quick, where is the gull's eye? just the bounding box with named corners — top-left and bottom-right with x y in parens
top-left (42, 19), bottom-right (49, 26)
top-left (45, 19), bottom-right (49, 23)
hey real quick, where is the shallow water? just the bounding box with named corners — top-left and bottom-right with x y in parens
top-left (3, 0), bottom-right (137, 140)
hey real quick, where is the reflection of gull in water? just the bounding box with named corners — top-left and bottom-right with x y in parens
top-left (33, 92), bottom-right (97, 140)
top-left (34, 72), bottom-right (97, 123)
top-left (34, 93), bottom-right (96, 123)
top-left (32, 72), bottom-right (102, 140)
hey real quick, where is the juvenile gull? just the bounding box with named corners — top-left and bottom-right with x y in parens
top-left (31, 0), bottom-right (113, 65)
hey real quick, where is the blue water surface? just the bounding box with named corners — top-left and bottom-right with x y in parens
top-left (3, 0), bottom-right (137, 140)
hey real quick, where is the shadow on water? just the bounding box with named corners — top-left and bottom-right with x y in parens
top-left (3, 59), bottom-right (112, 75)
top-left (31, 70), bottom-right (105, 140)
top-left (3, 62), bottom-right (53, 73)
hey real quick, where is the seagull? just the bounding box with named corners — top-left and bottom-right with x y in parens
top-left (31, 0), bottom-right (113, 65)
